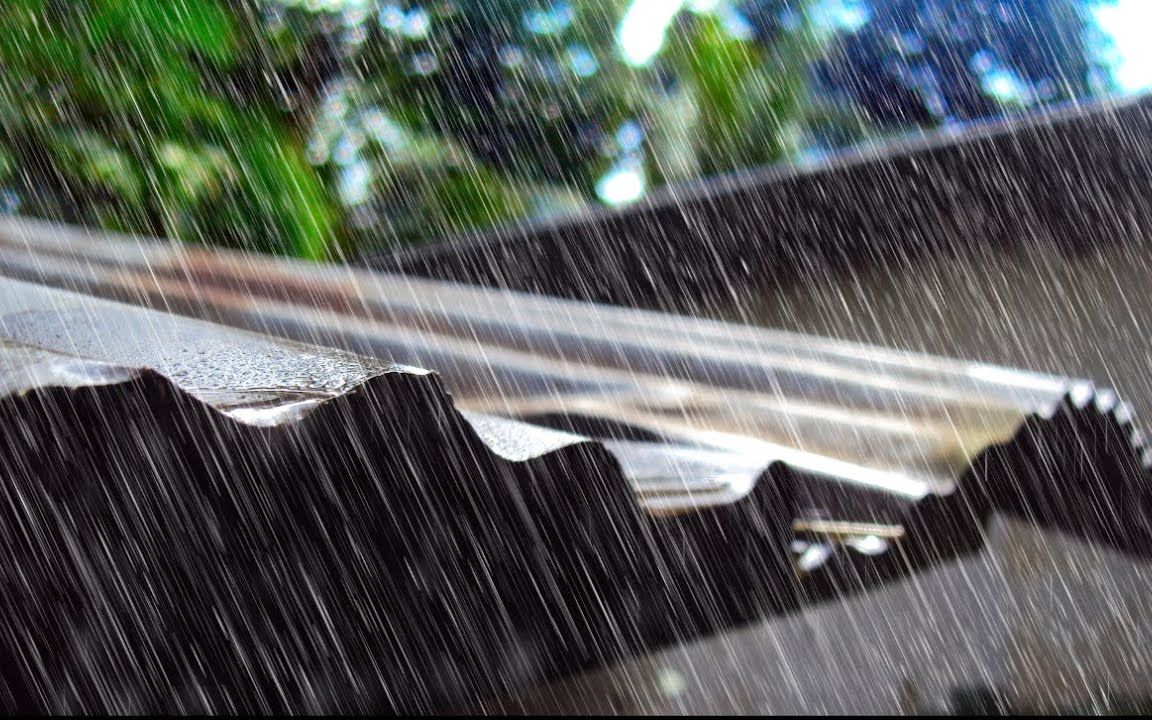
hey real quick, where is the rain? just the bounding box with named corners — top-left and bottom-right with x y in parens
top-left (2, 0), bottom-right (1152, 714)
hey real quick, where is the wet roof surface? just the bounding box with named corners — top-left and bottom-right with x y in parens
top-left (2, 221), bottom-right (1152, 712)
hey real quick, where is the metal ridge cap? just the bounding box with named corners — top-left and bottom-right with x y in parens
top-left (0, 339), bottom-right (144, 398)
top-left (0, 276), bottom-right (399, 415)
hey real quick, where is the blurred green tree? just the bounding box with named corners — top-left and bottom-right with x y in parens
top-left (0, 0), bottom-right (342, 258)
top-left (0, 0), bottom-right (834, 257)
top-left (327, 0), bottom-right (829, 250)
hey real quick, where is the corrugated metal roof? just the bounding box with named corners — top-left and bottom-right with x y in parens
top-left (1, 219), bottom-right (1151, 713)
top-left (0, 276), bottom-right (663, 713)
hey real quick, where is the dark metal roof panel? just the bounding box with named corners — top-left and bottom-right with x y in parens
top-left (2, 218), bottom-right (1149, 538)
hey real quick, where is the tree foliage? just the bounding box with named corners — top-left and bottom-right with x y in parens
top-left (814, 0), bottom-right (1103, 128)
top-left (0, 0), bottom-right (1119, 258)
top-left (0, 0), bottom-right (340, 257)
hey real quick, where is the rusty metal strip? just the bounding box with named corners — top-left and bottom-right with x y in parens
top-left (0, 218), bottom-right (1094, 457)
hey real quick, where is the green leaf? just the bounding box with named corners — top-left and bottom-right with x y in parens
top-left (91, 0), bottom-right (238, 65)
top-left (48, 129), bottom-right (144, 202)
top-left (424, 165), bottom-right (529, 236)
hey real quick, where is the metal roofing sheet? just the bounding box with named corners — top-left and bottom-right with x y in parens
top-left (1, 220), bottom-right (1151, 712)
top-left (0, 277), bottom-right (662, 713)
